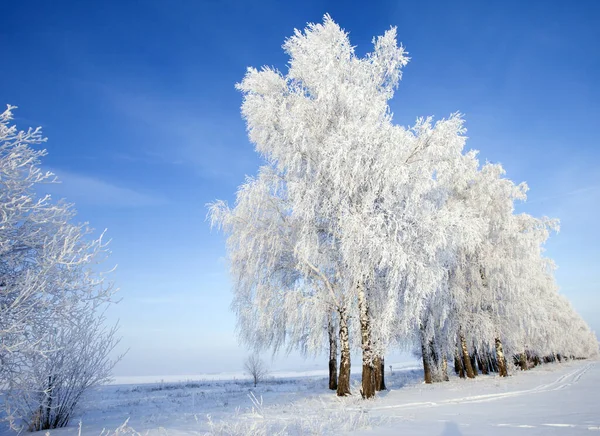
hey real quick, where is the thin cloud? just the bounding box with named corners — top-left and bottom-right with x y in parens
top-left (41, 170), bottom-right (168, 208)
top-left (131, 294), bottom-right (210, 305)
top-left (526, 185), bottom-right (600, 205)
top-left (100, 86), bottom-right (259, 182)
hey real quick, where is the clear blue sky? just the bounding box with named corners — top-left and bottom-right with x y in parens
top-left (1, 0), bottom-right (598, 376)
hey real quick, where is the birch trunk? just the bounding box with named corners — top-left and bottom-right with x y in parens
top-left (429, 338), bottom-right (442, 382)
top-left (470, 352), bottom-right (479, 376)
top-left (357, 281), bottom-right (375, 399)
top-left (421, 329), bottom-right (433, 384)
top-left (336, 307), bottom-right (351, 396)
top-left (441, 355), bottom-right (450, 381)
top-left (455, 349), bottom-right (465, 378)
top-left (328, 314), bottom-right (338, 390)
top-left (460, 333), bottom-right (475, 379)
top-left (495, 337), bottom-right (508, 377)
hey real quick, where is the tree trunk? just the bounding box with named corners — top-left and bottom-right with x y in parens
top-left (455, 349), bottom-right (465, 378)
top-left (441, 356), bottom-right (450, 381)
top-left (478, 351), bottom-right (489, 375)
top-left (518, 352), bottom-right (527, 371)
top-left (336, 307), bottom-right (351, 396)
top-left (361, 362), bottom-right (375, 399)
top-left (488, 352), bottom-right (498, 373)
top-left (44, 375), bottom-right (54, 430)
top-left (421, 338), bottom-right (433, 384)
top-left (460, 333), bottom-right (475, 379)
top-left (420, 326), bottom-right (433, 383)
top-left (429, 339), bottom-right (442, 382)
top-left (374, 356), bottom-right (386, 391)
top-left (357, 281), bottom-right (375, 399)
top-left (470, 352), bottom-right (479, 376)
top-left (495, 337), bottom-right (508, 377)
top-left (328, 315), bottom-right (338, 390)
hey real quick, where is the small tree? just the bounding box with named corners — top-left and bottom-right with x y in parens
top-left (0, 105), bottom-right (120, 431)
top-left (244, 354), bottom-right (268, 387)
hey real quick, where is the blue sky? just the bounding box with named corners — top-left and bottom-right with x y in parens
top-left (1, 0), bottom-right (598, 376)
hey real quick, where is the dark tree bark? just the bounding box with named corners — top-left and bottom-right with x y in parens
top-left (528, 351), bottom-right (537, 366)
top-left (420, 326), bottom-right (433, 383)
top-left (460, 333), bottom-right (475, 379)
top-left (518, 352), bottom-right (528, 370)
top-left (455, 349), bottom-right (465, 378)
top-left (328, 315), bottom-right (338, 390)
top-left (329, 355), bottom-right (338, 390)
top-left (429, 339), bottom-right (443, 382)
top-left (478, 350), bottom-right (489, 375)
top-left (470, 352), bottom-right (479, 376)
top-left (374, 356), bottom-right (386, 391)
top-left (361, 362), bottom-right (376, 399)
top-left (336, 307), bottom-right (351, 396)
top-left (495, 337), bottom-right (508, 377)
top-left (421, 340), bottom-right (433, 384)
top-left (488, 352), bottom-right (498, 373)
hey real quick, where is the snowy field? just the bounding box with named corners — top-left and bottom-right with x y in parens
top-left (1, 359), bottom-right (598, 435)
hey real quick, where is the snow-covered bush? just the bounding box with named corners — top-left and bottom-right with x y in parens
top-left (0, 105), bottom-right (119, 431)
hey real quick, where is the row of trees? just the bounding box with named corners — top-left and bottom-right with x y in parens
top-left (0, 106), bottom-right (119, 430)
top-left (210, 16), bottom-right (598, 399)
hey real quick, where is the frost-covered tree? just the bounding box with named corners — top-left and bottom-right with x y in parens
top-left (209, 167), bottom-right (351, 394)
top-left (212, 15), bottom-right (597, 399)
top-left (434, 161), bottom-right (528, 378)
top-left (244, 354), bottom-right (269, 388)
top-left (422, 157), bottom-right (598, 380)
top-left (0, 105), bottom-right (119, 430)
top-left (215, 15), bottom-right (477, 398)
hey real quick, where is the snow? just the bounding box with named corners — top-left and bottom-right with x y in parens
top-left (353, 360), bottom-right (600, 435)
top-left (2, 359), bottom-right (597, 435)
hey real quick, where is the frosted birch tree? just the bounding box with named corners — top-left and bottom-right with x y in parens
top-left (216, 15), bottom-right (479, 398)
top-left (425, 159), bottom-right (597, 379)
top-left (437, 162), bottom-right (527, 377)
top-left (212, 15), bottom-right (597, 399)
top-left (209, 167), bottom-right (352, 395)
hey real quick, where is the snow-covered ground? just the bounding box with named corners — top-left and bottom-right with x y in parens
top-left (354, 360), bottom-right (600, 435)
top-left (2, 359), bottom-right (598, 435)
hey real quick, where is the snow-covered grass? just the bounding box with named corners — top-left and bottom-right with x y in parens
top-left (1, 359), bottom-right (598, 435)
